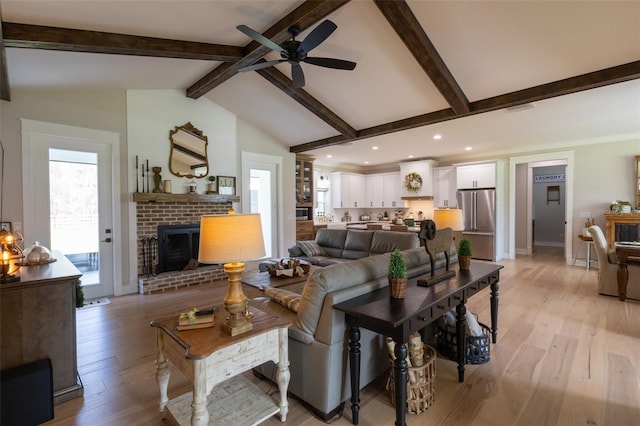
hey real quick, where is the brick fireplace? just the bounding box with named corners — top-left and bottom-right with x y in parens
top-left (134, 193), bottom-right (237, 294)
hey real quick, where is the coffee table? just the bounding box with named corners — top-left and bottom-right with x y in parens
top-left (242, 265), bottom-right (319, 299)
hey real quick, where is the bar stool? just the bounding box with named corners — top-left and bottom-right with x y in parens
top-left (574, 234), bottom-right (594, 271)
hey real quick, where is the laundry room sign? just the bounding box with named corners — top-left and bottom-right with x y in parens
top-left (534, 174), bottom-right (565, 183)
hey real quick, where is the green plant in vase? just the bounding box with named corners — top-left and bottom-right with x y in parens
top-left (458, 238), bottom-right (472, 270)
top-left (388, 249), bottom-right (407, 299)
top-left (207, 176), bottom-right (217, 194)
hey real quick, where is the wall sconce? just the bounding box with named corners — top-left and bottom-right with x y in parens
top-left (198, 212), bottom-right (265, 336)
top-left (0, 229), bottom-right (24, 283)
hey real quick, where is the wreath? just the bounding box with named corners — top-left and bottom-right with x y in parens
top-left (404, 172), bottom-right (422, 193)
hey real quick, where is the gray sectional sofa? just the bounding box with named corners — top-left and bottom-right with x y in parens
top-left (288, 228), bottom-right (420, 266)
top-left (249, 229), bottom-right (458, 420)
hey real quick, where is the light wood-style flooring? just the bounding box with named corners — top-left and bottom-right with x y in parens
top-left (44, 247), bottom-right (640, 426)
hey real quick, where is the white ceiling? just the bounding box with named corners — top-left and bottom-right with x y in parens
top-left (3, 0), bottom-right (640, 170)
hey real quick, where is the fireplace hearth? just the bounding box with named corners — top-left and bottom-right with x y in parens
top-left (157, 224), bottom-right (201, 273)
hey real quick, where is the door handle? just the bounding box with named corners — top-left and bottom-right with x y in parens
top-left (101, 238), bottom-right (112, 243)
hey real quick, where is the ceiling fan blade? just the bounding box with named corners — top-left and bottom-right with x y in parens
top-left (298, 20), bottom-right (337, 55)
top-left (238, 60), bottom-right (285, 72)
top-left (237, 24), bottom-right (287, 56)
top-left (291, 64), bottom-right (305, 88)
top-left (303, 57), bottom-right (357, 70)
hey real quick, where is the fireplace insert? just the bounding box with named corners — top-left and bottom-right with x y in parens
top-left (157, 224), bottom-right (201, 273)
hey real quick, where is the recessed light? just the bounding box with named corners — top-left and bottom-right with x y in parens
top-left (465, 147), bottom-right (472, 151)
top-left (408, 155), bottom-right (414, 159)
top-left (372, 146), bottom-right (379, 150)
top-left (326, 154), bottom-right (333, 158)
top-left (364, 161), bottom-right (369, 164)
top-left (433, 134), bottom-right (442, 140)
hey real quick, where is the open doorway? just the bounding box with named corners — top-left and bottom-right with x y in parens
top-left (509, 151), bottom-right (574, 264)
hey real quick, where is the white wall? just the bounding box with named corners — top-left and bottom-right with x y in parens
top-left (1, 89), bottom-right (297, 296)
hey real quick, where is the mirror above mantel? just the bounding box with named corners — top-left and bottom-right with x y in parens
top-left (169, 122), bottom-right (209, 179)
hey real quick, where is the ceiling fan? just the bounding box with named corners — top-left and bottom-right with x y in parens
top-left (236, 20), bottom-right (356, 88)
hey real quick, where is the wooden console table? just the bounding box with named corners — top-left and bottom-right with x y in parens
top-left (151, 306), bottom-right (290, 426)
top-left (0, 253), bottom-right (83, 404)
top-left (334, 262), bottom-right (503, 426)
top-left (605, 213), bottom-right (640, 250)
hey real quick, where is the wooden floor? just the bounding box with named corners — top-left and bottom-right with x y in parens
top-left (44, 247), bottom-right (640, 426)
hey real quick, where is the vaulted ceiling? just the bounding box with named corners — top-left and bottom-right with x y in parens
top-left (2, 0), bottom-right (639, 169)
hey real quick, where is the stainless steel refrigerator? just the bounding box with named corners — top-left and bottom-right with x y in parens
top-left (456, 188), bottom-right (496, 260)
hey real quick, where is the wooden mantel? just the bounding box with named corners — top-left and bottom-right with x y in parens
top-left (133, 192), bottom-right (239, 203)
top-left (604, 212), bottom-right (640, 250)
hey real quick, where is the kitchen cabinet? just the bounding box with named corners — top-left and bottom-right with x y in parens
top-left (433, 166), bottom-right (458, 208)
top-left (399, 160), bottom-right (435, 198)
top-left (365, 174), bottom-right (383, 208)
top-left (364, 173), bottom-right (404, 208)
top-left (382, 172), bottom-right (404, 208)
top-left (295, 156), bottom-right (314, 207)
top-left (295, 156), bottom-right (314, 241)
top-left (331, 172), bottom-right (365, 208)
top-left (296, 220), bottom-right (314, 241)
top-left (456, 162), bottom-right (496, 189)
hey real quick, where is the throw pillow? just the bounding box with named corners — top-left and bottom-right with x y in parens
top-left (297, 240), bottom-right (326, 257)
top-left (265, 287), bottom-right (302, 313)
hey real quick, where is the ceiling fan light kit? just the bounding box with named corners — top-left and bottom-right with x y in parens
top-left (237, 20), bottom-right (356, 88)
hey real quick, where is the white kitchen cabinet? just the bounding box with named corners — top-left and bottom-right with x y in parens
top-left (399, 160), bottom-right (435, 198)
top-left (331, 172), bottom-right (366, 208)
top-left (456, 163), bottom-right (496, 189)
top-left (364, 172), bottom-right (405, 208)
top-left (433, 166), bottom-right (458, 208)
top-left (382, 172), bottom-right (404, 208)
top-left (365, 174), bottom-right (383, 208)
top-left (349, 174), bottom-right (366, 208)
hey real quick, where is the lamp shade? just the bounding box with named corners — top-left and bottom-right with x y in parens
top-left (198, 213), bottom-right (265, 264)
top-left (433, 208), bottom-right (464, 231)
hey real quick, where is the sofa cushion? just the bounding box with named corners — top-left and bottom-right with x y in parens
top-left (265, 287), bottom-right (301, 312)
top-left (370, 230), bottom-right (419, 254)
top-left (342, 230), bottom-right (375, 259)
top-left (297, 240), bottom-right (326, 257)
top-left (315, 228), bottom-right (348, 258)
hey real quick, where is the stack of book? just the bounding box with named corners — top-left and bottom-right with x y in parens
top-left (176, 307), bottom-right (215, 331)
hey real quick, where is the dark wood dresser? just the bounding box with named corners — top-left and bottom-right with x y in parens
top-left (0, 252), bottom-right (83, 403)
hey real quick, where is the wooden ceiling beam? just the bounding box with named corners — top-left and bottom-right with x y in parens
top-left (471, 60), bottom-right (640, 112)
top-left (290, 60), bottom-right (640, 153)
top-left (374, 0), bottom-right (470, 115)
top-left (2, 22), bottom-right (244, 61)
top-left (256, 64), bottom-right (356, 138)
top-left (186, 0), bottom-right (350, 99)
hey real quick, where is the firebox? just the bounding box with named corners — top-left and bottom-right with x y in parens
top-left (157, 224), bottom-right (201, 273)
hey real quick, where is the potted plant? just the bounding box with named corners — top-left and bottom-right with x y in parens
top-left (458, 238), bottom-right (472, 270)
top-left (206, 176), bottom-right (217, 194)
top-left (388, 249), bottom-right (408, 299)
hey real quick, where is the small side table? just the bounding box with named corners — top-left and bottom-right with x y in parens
top-left (151, 306), bottom-right (291, 426)
top-left (575, 234), bottom-right (594, 271)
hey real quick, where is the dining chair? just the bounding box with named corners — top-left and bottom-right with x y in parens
top-left (589, 225), bottom-right (640, 300)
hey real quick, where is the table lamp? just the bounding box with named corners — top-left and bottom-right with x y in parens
top-left (198, 213), bottom-right (265, 336)
top-left (0, 229), bottom-right (24, 284)
top-left (433, 208), bottom-right (464, 235)
top-left (417, 208), bottom-right (464, 287)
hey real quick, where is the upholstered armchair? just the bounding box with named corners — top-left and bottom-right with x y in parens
top-left (588, 225), bottom-right (640, 300)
